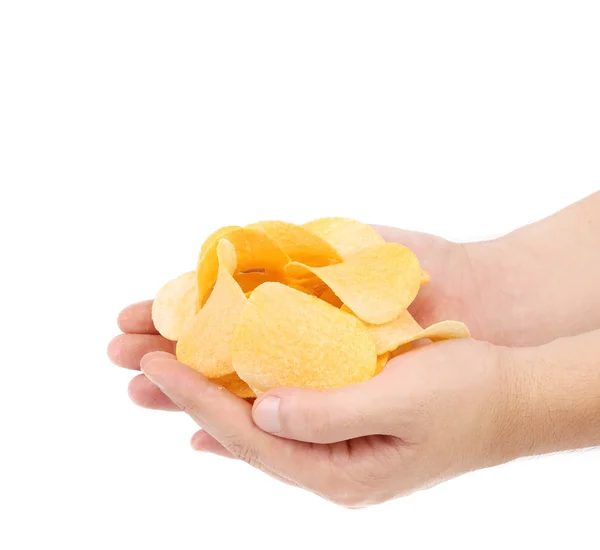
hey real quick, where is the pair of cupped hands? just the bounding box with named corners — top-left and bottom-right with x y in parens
top-left (107, 226), bottom-right (534, 507)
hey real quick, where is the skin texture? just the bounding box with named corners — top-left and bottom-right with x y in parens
top-left (107, 191), bottom-right (600, 507)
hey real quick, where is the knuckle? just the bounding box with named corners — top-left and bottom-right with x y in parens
top-left (224, 439), bottom-right (260, 467)
top-left (179, 401), bottom-right (199, 419)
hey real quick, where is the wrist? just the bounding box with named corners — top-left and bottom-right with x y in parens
top-left (494, 333), bottom-right (600, 462)
top-left (491, 345), bottom-right (545, 463)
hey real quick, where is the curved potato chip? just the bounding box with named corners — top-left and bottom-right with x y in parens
top-left (151, 271), bottom-right (197, 341)
top-left (390, 342), bottom-right (413, 358)
top-left (360, 309), bottom-right (424, 354)
top-left (374, 352), bottom-right (390, 375)
top-left (199, 225), bottom-right (242, 258)
top-left (412, 320), bottom-right (470, 343)
top-left (283, 273), bottom-right (323, 289)
top-left (287, 284), bottom-right (317, 296)
top-left (234, 271), bottom-right (283, 293)
top-left (302, 217), bottom-right (385, 259)
top-left (285, 243), bottom-right (422, 325)
top-left (196, 228), bottom-right (290, 310)
top-left (247, 221), bottom-right (342, 266)
top-left (177, 240), bottom-right (246, 378)
top-left (371, 315), bottom-right (469, 354)
top-left (232, 283), bottom-right (377, 392)
top-left (318, 287), bottom-right (343, 308)
top-left (212, 372), bottom-right (256, 399)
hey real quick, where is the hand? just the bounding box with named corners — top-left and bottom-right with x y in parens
top-left (379, 190), bottom-right (600, 347)
top-left (135, 338), bottom-right (511, 507)
top-left (107, 226), bottom-right (488, 410)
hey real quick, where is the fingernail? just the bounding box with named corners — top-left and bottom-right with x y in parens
top-left (253, 396), bottom-right (281, 433)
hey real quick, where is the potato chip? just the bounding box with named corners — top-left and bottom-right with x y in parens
top-left (287, 284), bottom-right (317, 296)
top-left (411, 320), bottom-right (470, 343)
top-left (370, 314), bottom-right (469, 354)
top-left (212, 372), bottom-right (256, 399)
top-left (234, 271), bottom-right (283, 293)
top-left (390, 342), bottom-right (413, 358)
top-left (151, 271), bottom-right (197, 341)
top-left (302, 217), bottom-right (385, 259)
top-left (283, 273), bottom-right (323, 290)
top-left (285, 243), bottom-right (422, 325)
top-left (246, 221), bottom-right (342, 266)
top-left (359, 309), bottom-right (424, 354)
top-left (318, 287), bottom-right (343, 308)
top-left (199, 225), bottom-right (242, 258)
top-left (374, 352), bottom-right (390, 375)
top-left (232, 283), bottom-right (377, 392)
top-left (196, 228), bottom-right (290, 310)
top-left (177, 240), bottom-right (247, 378)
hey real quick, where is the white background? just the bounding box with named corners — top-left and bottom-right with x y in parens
top-left (1, 2), bottom-right (599, 549)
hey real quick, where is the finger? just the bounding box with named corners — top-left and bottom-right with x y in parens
top-left (251, 373), bottom-right (400, 443)
top-left (140, 352), bottom-right (320, 487)
top-left (191, 430), bottom-right (235, 458)
top-left (107, 334), bottom-right (175, 370)
top-left (128, 373), bottom-right (180, 411)
top-left (117, 300), bottom-right (159, 334)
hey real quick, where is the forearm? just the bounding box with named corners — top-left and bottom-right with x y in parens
top-left (500, 329), bottom-right (600, 461)
top-left (471, 191), bottom-right (600, 346)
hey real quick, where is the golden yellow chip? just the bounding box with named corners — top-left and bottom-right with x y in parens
top-left (283, 273), bottom-right (323, 290)
top-left (371, 315), bottom-right (469, 354)
top-left (282, 277), bottom-right (327, 298)
top-left (196, 228), bottom-right (290, 310)
top-left (247, 221), bottom-right (342, 266)
top-left (234, 271), bottom-right (284, 293)
top-left (318, 287), bottom-right (343, 308)
top-left (177, 240), bottom-right (246, 378)
top-left (413, 320), bottom-right (470, 343)
top-left (302, 217), bottom-right (385, 259)
top-left (199, 225), bottom-right (242, 258)
top-left (285, 243), bottom-right (422, 325)
top-left (232, 283), bottom-right (377, 392)
top-left (212, 372), bottom-right (256, 399)
top-left (151, 271), bottom-right (197, 341)
top-left (390, 342), bottom-right (413, 358)
top-left (374, 352), bottom-right (390, 375)
top-left (360, 309), bottom-right (423, 354)
top-left (287, 284), bottom-right (317, 296)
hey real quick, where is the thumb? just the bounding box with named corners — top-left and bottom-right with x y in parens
top-left (251, 373), bottom-right (398, 444)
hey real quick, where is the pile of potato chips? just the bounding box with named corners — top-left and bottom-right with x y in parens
top-left (152, 218), bottom-right (469, 398)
